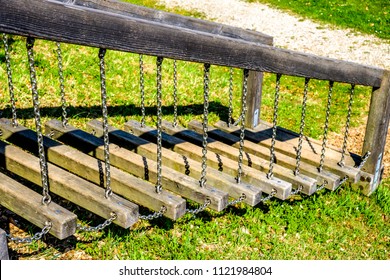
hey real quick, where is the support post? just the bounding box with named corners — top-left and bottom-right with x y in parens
top-left (361, 70), bottom-right (390, 194)
top-left (0, 228), bottom-right (9, 260)
top-left (245, 70), bottom-right (264, 128)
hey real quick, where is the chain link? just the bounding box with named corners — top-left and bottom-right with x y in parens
top-left (236, 69), bottom-right (249, 184)
top-left (26, 37), bottom-right (52, 206)
top-left (338, 84), bottom-right (355, 168)
top-left (139, 54), bottom-right (146, 127)
top-left (200, 63), bottom-right (211, 188)
top-left (294, 78), bottom-right (310, 176)
top-left (356, 151), bottom-right (371, 170)
top-left (182, 155), bottom-right (191, 175)
top-left (98, 48), bottom-right (113, 199)
top-left (77, 212), bottom-right (117, 232)
top-left (215, 153), bottom-right (223, 172)
top-left (55, 42), bottom-right (68, 127)
top-left (290, 185), bottom-right (303, 196)
top-left (2, 33), bottom-right (18, 127)
top-left (316, 180), bottom-right (328, 192)
top-left (142, 156), bottom-right (149, 180)
top-left (186, 199), bottom-right (211, 215)
top-left (318, 81), bottom-right (334, 173)
top-left (267, 74), bottom-right (282, 179)
top-left (155, 57), bottom-right (164, 194)
top-left (172, 59), bottom-right (178, 127)
top-left (139, 206), bottom-right (167, 220)
top-left (334, 176), bottom-right (349, 191)
top-left (6, 221), bottom-right (52, 244)
top-left (228, 67), bottom-right (234, 126)
top-left (227, 193), bottom-right (246, 207)
top-left (261, 189), bottom-right (277, 203)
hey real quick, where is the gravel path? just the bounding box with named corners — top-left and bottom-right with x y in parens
top-left (159, 0), bottom-right (390, 70)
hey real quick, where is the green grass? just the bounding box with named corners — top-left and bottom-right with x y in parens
top-left (245, 0), bottom-right (390, 39)
top-left (0, 0), bottom-right (389, 260)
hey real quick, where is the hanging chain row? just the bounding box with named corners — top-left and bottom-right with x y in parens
top-left (235, 69), bottom-right (249, 183)
top-left (26, 37), bottom-right (52, 206)
top-left (294, 78), bottom-right (310, 176)
top-left (199, 63), bottom-right (211, 188)
top-left (267, 74), bottom-right (282, 179)
top-left (2, 33), bottom-right (18, 127)
top-left (98, 48), bottom-right (113, 199)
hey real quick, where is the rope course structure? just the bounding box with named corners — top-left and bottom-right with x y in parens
top-left (0, 0), bottom-right (389, 246)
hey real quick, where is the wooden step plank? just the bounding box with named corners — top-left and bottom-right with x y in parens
top-left (0, 138), bottom-right (138, 229)
top-left (170, 120), bottom-right (317, 195)
top-left (188, 120), bottom-right (340, 191)
top-left (214, 120), bottom-right (360, 184)
top-left (0, 172), bottom-right (77, 240)
top-left (86, 119), bottom-right (262, 206)
top-left (125, 120), bottom-right (293, 200)
top-left (45, 119), bottom-right (228, 212)
top-left (0, 119), bottom-right (185, 220)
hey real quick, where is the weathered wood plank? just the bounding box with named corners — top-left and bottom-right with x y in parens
top-left (214, 120), bottom-right (360, 184)
top-left (45, 119), bottom-right (228, 212)
top-left (0, 119), bottom-right (185, 220)
top-left (125, 120), bottom-right (292, 200)
top-left (181, 120), bottom-right (317, 195)
top-left (86, 119), bottom-right (262, 206)
top-left (362, 70), bottom-right (390, 194)
top-left (190, 120), bottom-right (340, 190)
top-left (0, 172), bottom-right (77, 240)
top-left (246, 71), bottom-right (264, 129)
top-left (59, 0), bottom-right (274, 45)
top-left (0, 137), bottom-right (138, 229)
top-left (0, 228), bottom-right (8, 260)
top-left (0, 0), bottom-right (383, 86)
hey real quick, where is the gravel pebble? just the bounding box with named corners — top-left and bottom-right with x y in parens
top-left (159, 0), bottom-right (389, 69)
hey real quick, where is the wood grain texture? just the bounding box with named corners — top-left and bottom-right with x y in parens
top-left (0, 172), bottom-right (77, 240)
top-left (0, 119), bottom-right (185, 220)
top-left (0, 0), bottom-right (383, 86)
top-left (125, 120), bottom-right (292, 200)
top-left (45, 119), bottom-right (228, 212)
top-left (86, 119), bottom-right (263, 206)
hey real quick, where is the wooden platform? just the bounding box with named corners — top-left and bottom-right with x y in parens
top-left (0, 118), bottom-right (185, 221)
top-left (86, 119), bottom-right (263, 206)
top-left (125, 120), bottom-right (293, 200)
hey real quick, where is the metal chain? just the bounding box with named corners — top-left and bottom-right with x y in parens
top-left (290, 185), bottom-right (303, 196)
top-left (294, 78), bottom-right (310, 176)
top-left (139, 206), bottom-right (167, 220)
top-left (6, 221), bottom-right (52, 244)
top-left (318, 81), bottom-right (334, 173)
top-left (356, 151), bottom-right (371, 170)
top-left (139, 54), bottom-right (146, 127)
top-left (200, 63), bottom-right (211, 188)
top-left (155, 57), bottom-right (164, 194)
top-left (227, 193), bottom-right (246, 207)
top-left (261, 189), bottom-right (277, 203)
top-left (186, 199), bottom-right (211, 215)
top-left (55, 42), bottom-right (68, 127)
top-left (228, 67), bottom-right (234, 126)
top-left (215, 153), bottom-right (223, 172)
top-left (77, 212), bottom-right (117, 232)
top-left (245, 152), bottom-right (253, 167)
top-left (316, 180), bottom-right (328, 192)
top-left (182, 155), bottom-right (191, 175)
top-left (236, 69), bottom-right (249, 184)
top-left (172, 59), bottom-right (178, 127)
top-left (26, 37), bottom-right (52, 206)
top-left (142, 156), bottom-right (149, 180)
top-left (98, 48), bottom-right (112, 199)
top-left (267, 74), bottom-right (282, 179)
top-left (338, 84), bottom-right (355, 168)
top-left (2, 33), bottom-right (18, 127)
top-left (334, 176), bottom-right (349, 191)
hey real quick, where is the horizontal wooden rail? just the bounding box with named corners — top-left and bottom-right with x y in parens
top-left (0, 0), bottom-right (384, 86)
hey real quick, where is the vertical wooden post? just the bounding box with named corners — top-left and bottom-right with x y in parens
top-left (361, 70), bottom-right (390, 194)
top-left (245, 70), bottom-right (264, 128)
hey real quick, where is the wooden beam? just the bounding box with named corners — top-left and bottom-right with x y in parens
top-left (246, 71), bottom-right (264, 129)
top-left (0, 172), bottom-right (77, 240)
top-left (192, 120), bottom-right (340, 190)
top-left (45, 119), bottom-right (228, 212)
top-left (214, 120), bottom-right (361, 184)
top-left (183, 120), bottom-right (317, 195)
top-left (362, 70), bottom-right (390, 194)
top-left (0, 136), bottom-right (138, 229)
top-left (0, 0), bottom-right (383, 86)
top-left (86, 119), bottom-right (263, 206)
top-left (58, 0), bottom-right (274, 45)
top-left (124, 120), bottom-right (292, 200)
top-left (0, 119), bottom-right (185, 220)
